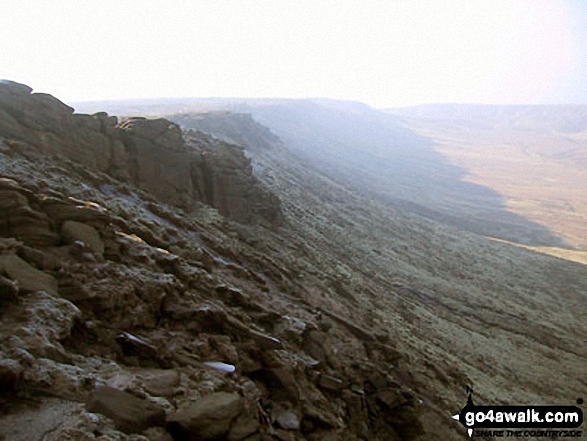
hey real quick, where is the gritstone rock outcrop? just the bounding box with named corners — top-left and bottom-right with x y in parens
top-left (0, 79), bottom-right (281, 225)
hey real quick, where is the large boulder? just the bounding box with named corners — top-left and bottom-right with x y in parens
top-left (0, 253), bottom-right (58, 295)
top-left (166, 392), bottom-right (250, 441)
top-left (61, 220), bottom-right (104, 254)
top-left (14, 291), bottom-right (81, 360)
top-left (85, 386), bottom-right (166, 434)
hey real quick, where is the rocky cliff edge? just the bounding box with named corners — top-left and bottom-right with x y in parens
top-left (0, 80), bottom-right (282, 225)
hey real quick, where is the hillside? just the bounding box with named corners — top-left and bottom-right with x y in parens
top-left (77, 99), bottom-right (575, 250)
top-left (68, 92), bottom-right (587, 439)
top-left (0, 81), bottom-right (429, 440)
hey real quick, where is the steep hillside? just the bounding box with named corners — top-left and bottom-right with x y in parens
top-left (163, 111), bottom-right (587, 438)
top-left (0, 81), bottom-right (426, 440)
top-left (16, 86), bottom-right (587, 440)
top-left (77, 98), bottom-right (574, 249)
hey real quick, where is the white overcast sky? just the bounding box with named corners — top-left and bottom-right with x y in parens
top-left (2, 0), bottom-right (587, 108)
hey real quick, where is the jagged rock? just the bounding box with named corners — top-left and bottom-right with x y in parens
top-left (0, 253), bottom-right (58, 294)
top-left (0, 83), bottom-right (429, 439)
top-left (61, 220), bottom-right (105, 254)
top-left (0, 82), bottom-right (282, 225)
top-left (302, 330), bottom-right (341, 370)
top-left (215, 285), bottom-right (252, 308)
top-left (20, 357), bottom-right (91, 400)
top-left (86, 386), bottom-right (166, 434)
top-left (188, 134), bottom-right (282, 223)
top-left (40, 195), bottom-right (109, 225)
top-left (18, 245), bottom-right (61, 271)
top-left (166, 392), bottom-right (246, 440)
top-left (73, 264), bottom-right (179, 328)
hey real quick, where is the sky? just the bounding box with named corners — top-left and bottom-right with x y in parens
top-left (2, 0), bottom-right (587, 108)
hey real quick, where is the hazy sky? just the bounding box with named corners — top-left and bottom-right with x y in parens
top-left (2, 0), bottom-right (587, 108)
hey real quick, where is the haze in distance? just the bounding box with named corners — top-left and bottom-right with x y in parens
top-left (2, 0), bottom-right (587, 107)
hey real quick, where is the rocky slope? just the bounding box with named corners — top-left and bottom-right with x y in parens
top-left (162, 109), bottom-right (587, 440)
top-left (0, 81), bottom-right (426, 440)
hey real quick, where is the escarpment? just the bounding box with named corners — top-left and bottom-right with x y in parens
top-left (0, 80), bottom-right (281, 224)
top-left (0, 81), bottom-right (425, 440)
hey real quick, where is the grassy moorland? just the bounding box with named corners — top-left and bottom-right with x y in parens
top-left (389, 104), bottom-right (587, 255)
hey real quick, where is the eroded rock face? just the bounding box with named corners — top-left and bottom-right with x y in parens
top-left (0, 80), bottom-right (281, 224)
top-left (187, 132), bottom-right (282, 224)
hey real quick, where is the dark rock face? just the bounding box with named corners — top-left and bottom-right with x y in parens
top-left (0, 81), bottom-right (281, 224)
top-left (187, 131), bottom-right (282, 223)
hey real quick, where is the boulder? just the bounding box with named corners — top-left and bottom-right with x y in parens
top-left (166, 392), bottom-right (245, 440)
top-left (0, 253), bottom-right (58, 295)
top-left (40, 195), bottom-right (109, 225)
top-left (142, 369), bottom-right (181, 398)
top-left (61, 220), bottom-right (104, 254)
top-left (16, 291), bottom-right (81, 360)
top-left (272, 410), bottom-right (300, 431)
top-left (0, 81), bottom-right (73, 134)
top-left (85, 386), bottom-right (166, 434)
